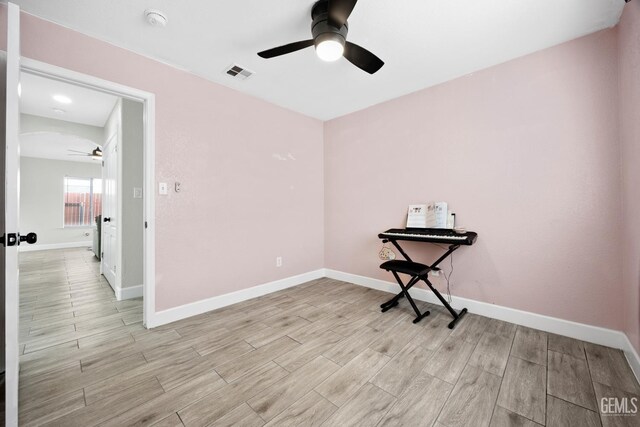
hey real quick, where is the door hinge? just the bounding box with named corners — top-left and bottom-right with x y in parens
top-left (1, 233), bottom-right (18, 247)
top-left (145, 221), bottom-right (148, 229)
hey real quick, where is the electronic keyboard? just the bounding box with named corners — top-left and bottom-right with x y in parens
top-left (379, 228), bottom-right (477, 246)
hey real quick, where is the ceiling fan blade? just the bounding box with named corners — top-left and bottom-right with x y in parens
top-left (344, 42), bottom-right (384, 74)
top-left (258, 40), bottom-right (314, 59)
top-left (328, 0), bottom-right (358, 28)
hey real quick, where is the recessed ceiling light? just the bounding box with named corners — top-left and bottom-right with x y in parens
top-left (52, 94), bottom-right (72, 104)
top-left (52, 108), bottom-right (66, 114)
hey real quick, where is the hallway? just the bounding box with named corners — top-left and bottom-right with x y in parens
top-left (19, 248), bottom-right (142, 356)
top-left (18, 248), bottom-right (144, 426)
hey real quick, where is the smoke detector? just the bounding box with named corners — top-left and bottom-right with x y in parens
top-left (145, 9), bottom-right (168, 27)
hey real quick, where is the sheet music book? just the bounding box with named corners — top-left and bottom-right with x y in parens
top-left (407, 202), bottom-right (449, 228)
top-left (434, 202), bottom-right (448, 228)
top-left (407, 203), bottom-right (436, 228)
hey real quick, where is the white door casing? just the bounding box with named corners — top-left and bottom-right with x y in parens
top-left (101, 132), bottom-right (118, 289)
top-left (3, 3), bottom-right (21, 426)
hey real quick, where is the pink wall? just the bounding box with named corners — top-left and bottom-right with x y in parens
top-left (325, 29), bottom-right (624, 330)
top-left (619, 2), bottom-right (640, 352)
top-left (4, 7), bottom-right (636, 336)
top-left (17, 12), bottom-right (324, 311)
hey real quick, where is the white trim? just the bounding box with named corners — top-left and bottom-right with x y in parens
top-left (115, 284), bottom-right (143, 301)
top-left (116, 99), bottom-right (123, 294)
top-left (4, 4), bottom-right (21, 426)
top-left (20, 58), bottom-right (155, 102)
top-left (620, 334), bottom-right (640, 385)
top-left (142, 90), bottom-right (156, 329)
top-left (324, 269), bottom-right (640, 382)
top-left (19, 57), bottom-right (157, 329)
top-left (148, 269), bottom-right (326, 328)
top-left (18, 241), bottom-right (92, 252)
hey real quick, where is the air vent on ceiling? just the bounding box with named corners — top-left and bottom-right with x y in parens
top-left (224, 64), bottom-right (254, 81)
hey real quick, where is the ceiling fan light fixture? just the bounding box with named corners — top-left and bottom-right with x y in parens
top-left (315, 33), bottom-right (345, 62)
top-left (256, 0), bottom-right (384, 74)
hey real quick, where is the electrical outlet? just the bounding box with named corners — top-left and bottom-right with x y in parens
top-left (276, 256), bottom-right (282, 267)
top-left (430, 270), bottom-right (441, 277)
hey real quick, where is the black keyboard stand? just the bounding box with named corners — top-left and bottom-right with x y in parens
top-left (379, 239), bottom-right (468, 329)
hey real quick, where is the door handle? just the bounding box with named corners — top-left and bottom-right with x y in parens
top-left (19, 232), bottom-right (37, 245)
top-left (104, 217), bottom-right (111, 222)
top-left (1, 233), bottom-right (17, 247)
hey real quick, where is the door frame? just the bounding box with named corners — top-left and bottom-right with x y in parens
top-left (19, 58), bottom-right (157, 327)
top-left (4, 3), bottom-right (21, 426)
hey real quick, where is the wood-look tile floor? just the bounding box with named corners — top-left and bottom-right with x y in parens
top-left (18, 249), bottom-right (640, 426)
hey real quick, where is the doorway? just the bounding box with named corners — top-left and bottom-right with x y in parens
top-left (19, 57), bottom-right (157, 326)
top-left (15, 70), bottom-right (151, 388)
top-left (18, 70), bottom-right (146, 299)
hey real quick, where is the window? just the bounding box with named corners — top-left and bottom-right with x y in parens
top-left (63, 177), bottom-right (102, 227)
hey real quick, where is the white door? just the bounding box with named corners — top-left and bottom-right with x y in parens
top-left (101, 133), bottom-right (118, 288)
top-left (2, 3), bottom-right (21, 426)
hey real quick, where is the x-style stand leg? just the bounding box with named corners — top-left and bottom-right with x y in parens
top-left (380, 271), bottom-right (431, 324)
top-left (380, 239), bottom-right (468, 329)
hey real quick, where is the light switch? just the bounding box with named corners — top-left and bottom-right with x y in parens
top-left (133, 187), bottom-right (143, 199)
top-left (159, 182), bottom-right (168, 195)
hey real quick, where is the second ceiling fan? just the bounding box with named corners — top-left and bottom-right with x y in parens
top-left (68, 146), bottom-right (102, 160)
top-left (257, 0), bottom-right (384, 74)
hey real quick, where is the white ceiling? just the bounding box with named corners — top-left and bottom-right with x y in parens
top-left (14, 0), bottom-right (625, 120)
top-left (20, 72), bottom-right (118, 127)
top-left (20, 73), bottom-right (113, 163)
top-left (20, 132), bottom-right (102, 164)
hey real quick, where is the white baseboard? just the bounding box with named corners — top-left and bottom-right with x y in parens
top-left (148, 269), bottom-right (326, 328)
top-left (622, 334), bottom-right (640, 384)
top-left (19, 241), bottom-right (92, 252)
top-left (116, 284), bottom-right (143, 301)
top-left (325, 269), bottom-right (640, 382)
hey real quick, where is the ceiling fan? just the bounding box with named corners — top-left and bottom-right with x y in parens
top-left (257, 0), bottom-right (384, 74)
top-left (68, 146), bottom-right (102, 160)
